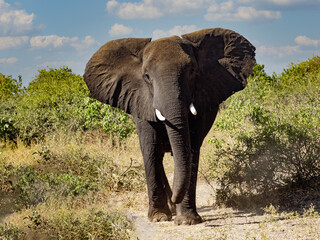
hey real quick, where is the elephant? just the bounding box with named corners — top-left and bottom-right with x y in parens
top-left (83, 28), bottom-right (255, 225)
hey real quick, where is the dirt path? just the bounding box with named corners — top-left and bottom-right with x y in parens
top-left (130, 181), bottom-right (320, 240)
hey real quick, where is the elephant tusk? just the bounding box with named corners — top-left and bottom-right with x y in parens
top-left (189, 103), bottom-right (197, 116)
top-left (156, 109), bottom-right (166, 121)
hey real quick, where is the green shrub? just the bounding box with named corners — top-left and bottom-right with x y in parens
top-left (208, 59), bottom-right (320, 207)
top-left (14, 165), bottom-right (97, 206)
top-left (13, 67), bottom-right (89, 142)
top-left (0, 161), bottom-right (16, 192)
top-left (1, 210), bottom-right (133, 240)
top-left (0, 117), bottom-right (18, 142)
top-left (5, 144), bottom-right (144, 207)
top-left (77, 97), bottom-right (136, 140)
top-left (0, 67), bottom-right (136, 143)
top-left (0, 73), bottom-right (24, 101)
top-left (0, 74), bottom-right (23, 142)
top-left (42, 146), bottom-right (145, 192)
top-left (0, 223), bottom-right (23, 240)
top-left (23, 210), bottom-right (132, 240)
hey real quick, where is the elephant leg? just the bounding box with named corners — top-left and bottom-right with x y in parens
top-left (174, 148), bottom-right (202, 225)
top-left (160, 165), bottom-right (176, 216)
top-left (174, 110), bottom-right (219, 225)
top-left (134, 118), bottom-right (172, 222)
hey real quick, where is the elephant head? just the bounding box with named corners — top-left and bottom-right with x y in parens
top-left (84, 28), bottom-right (255, 203)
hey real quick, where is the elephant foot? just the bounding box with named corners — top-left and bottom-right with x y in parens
top-left (148, 206), bottom-right (172, 222)
top-left (174, 211), bottom-right (202, 225)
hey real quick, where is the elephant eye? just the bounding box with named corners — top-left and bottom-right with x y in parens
top-left (143, 73), bottom-right (152, 83)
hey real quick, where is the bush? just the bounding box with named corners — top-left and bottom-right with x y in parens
top-left (0, 223), bottom-right (22, 240)
top-left (13, 67), bottom-right (89, 142)
top-left (22, 210), bottom-right (132, 240)
top-left (77, 97), bottom-right (136, 140)
top-left (0, 210), bottom-right (133, 240)
top-left (0, 67), bottom-right (136, 143)
top-left (1, 144), bottom-right (144, 207)
top-left (0, 117), bottom-right (18, 142)
top-left (41, 146), bottom-right (145, 192)
top-left (15, 165), bottom-right (97, 206)
top-left (0, 73), bottom-right (24, 101)
top-left (0, 74), bottom-right (23, 142)
top-left (207, 59), bottom-right (320, 207)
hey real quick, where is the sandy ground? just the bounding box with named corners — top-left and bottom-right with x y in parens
top-left (130, 181), bottom-right (320, 240)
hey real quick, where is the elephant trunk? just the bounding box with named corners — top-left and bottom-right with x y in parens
top-left (165, 111), bottom-right (192, 204)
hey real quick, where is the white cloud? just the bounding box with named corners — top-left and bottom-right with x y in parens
top-left (0, 36), bottom-right (28, 50)
top-left (0, 0), bottom-right (37, 35)
top-left (237, 0), bottom-right (320, 9)
top-left (267, 0), bottom-right (319, 6)
top-left (109, 23), bottom-right (133, 36)
top-left (30, 35), bottom-right (78, 48)
top-left (117, 2), bottom-right (162, 19)
top-left (294, 35), bottom-right (320, 47)
top-left (106, 0), bottom-right (212, 19)
top-left (106, 0), bottom-right (287, 23)
top-left (257, 45), bottom-right (301, 58)
top-left (0, 0), bottom-right (9, 9)
top-left (0, 57), bottom-right (18, 64)
top-left (106, 0), bottom-right (120, 12)
top-left (205, 3), bottom-right (281, 22)
top-left (152, 25), bottom-right (199, 40)
top-left (30, 35), bottom-right (98, 51)
top-left (71, 35), bottom-right (98, 51)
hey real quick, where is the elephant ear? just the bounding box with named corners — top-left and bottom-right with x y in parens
top-left (182, 28), bottom-right (255, 113)
top-left (84, 38), bottom-right (156, 121)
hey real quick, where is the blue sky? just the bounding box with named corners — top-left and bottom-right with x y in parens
top-left (0, 0), bottom-right (320, 85)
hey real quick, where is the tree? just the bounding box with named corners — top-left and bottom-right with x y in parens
top-left (0, 74), bottom-right (23, 100)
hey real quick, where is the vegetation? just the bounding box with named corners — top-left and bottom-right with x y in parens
top-left (206, 56), bottom-right (320, 207)
top-left (1, 57), bottom-right (320, 237)
top-left (0, 67), bottom-right (135, 143)
top-left (0, 67), bottom-right (140, 239)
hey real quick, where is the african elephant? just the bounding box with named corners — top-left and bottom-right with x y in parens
top-left (84, 28), bottom-right (255, 225)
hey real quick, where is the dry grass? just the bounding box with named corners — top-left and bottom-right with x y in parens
top-left (0, 130), bottom-right (145, 239)
top-left (1, 128), bottom-right (320, 239)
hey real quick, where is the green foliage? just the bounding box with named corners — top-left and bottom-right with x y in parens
top-left (0, 210), bottom-right (132, 240)
top-left (0, 160), bottom-right (16, 192)
top-left (0, 117), bottom-right (18, 142)
top-left (101, 105), bottom-right (136, 140)
top-left (0, 67), bottom-right (135, 143)
top-left (0, 73), bottom-right (23, 100)
top-left (0, 144), bottom-right (145, 207)
top-left (14, 168), bottom-right (89, 206)
top-left (22, 210), bottom-right (132, 240)
top-left (13, 67), bottom-right (89, 142)
top-left (208, 59), bottom-right (320, 207)
top-left (0, 223), bottom-right (22, 240)
top-left (0, 74), bottom-right (22, 142)
top-left (278, 56), bottom-right (320, 89)
top-left (77, 97), bottom-right (136, 140)
top-left (43, 146), bottom-right (145, 192)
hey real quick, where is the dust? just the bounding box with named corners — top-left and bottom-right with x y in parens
top-left (130, 181), bottom-right (320, 240)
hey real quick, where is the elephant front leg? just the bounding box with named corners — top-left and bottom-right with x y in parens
top-left (174, 149), bottom-right (202, 225)
top-left (135, 119), bottom-right (172, 222)
top-left (144, 151), bottom-right (172, 222)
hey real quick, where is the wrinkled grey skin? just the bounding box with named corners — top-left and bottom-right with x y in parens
top-left (84, 28), bottom-right (256, 225)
